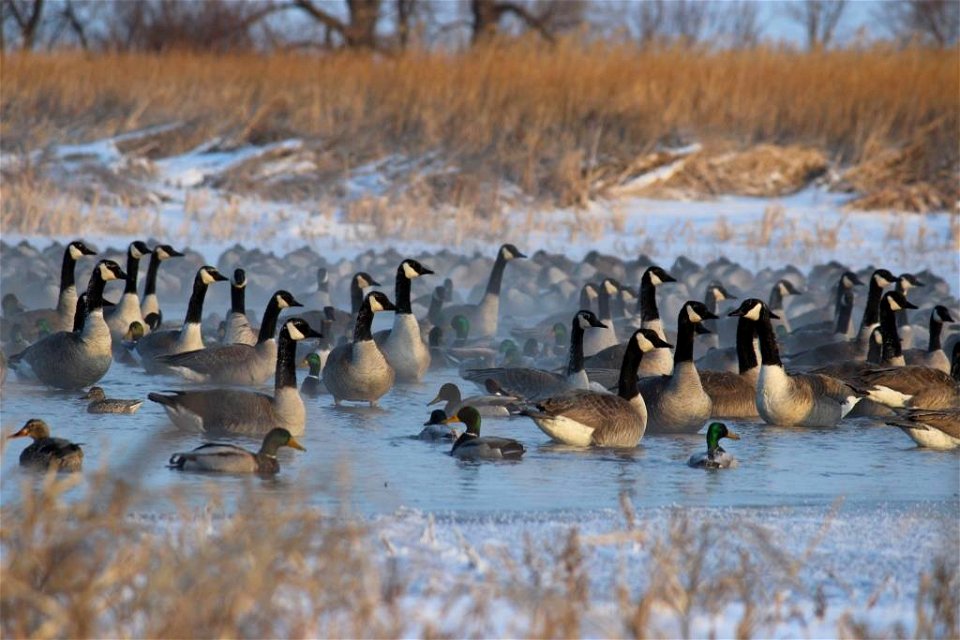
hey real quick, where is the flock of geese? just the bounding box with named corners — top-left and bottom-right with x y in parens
top-left (1, 239), bottom-right (958, 475)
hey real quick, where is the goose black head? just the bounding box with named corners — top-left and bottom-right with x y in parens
top-left (281, 317), bottom-right (322, 341)
top-left (632, 328), bottom-right (673, 352)
top-left (645, 265), bottom-right (677, 286)
top-left (840, 271), bottom-right (864, 288)
top-left (233, 268), bottom-right (247, 288)
top-left (882, 291), bottom-right (918, 313)
top-left (682, 300), bottom-right (719, 323)
top-left (500, 244), bottom-right (526, 260)
top-left (154, 244), bottom-right (184, 260)
top-left (872, 269), bottom-right (896, 288)
top-left (365, 291), bottom-right (396, 313)
top-left (776, 279), bottom-right (803, 296)
top-left (354, 272), bottom-right (380, 289)
top-left (728, 298), bottom-right (780, 321)
top-left (97, 260), bottom-right (127, 282)
top-left (68, 240), bottom-right (97, 260)
top-left (897, 273), bottom-right (925, 290)
top-left (129, 240), bottom-right (150, 259)
top-left (707, 281), bottom-right (736, 301)
top-left (198, 265), bottom-right (228, 285)
top-left (400, 259), bottom-right (434, 279)
top-left (274, 290), bottom-right (303, 309)
top-left (575, 309), bottom-right (607, 330)
top-left (933, 305), bottom-right (955, 323)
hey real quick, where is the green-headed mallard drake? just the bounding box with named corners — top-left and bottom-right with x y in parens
top-left (8, 418), bottom-right (83, 472)
top-left (169, 427), bottom-right (306, 474)
top-left (419, 409), bottom-right (460, 441)
top-left (300, 352), bottom-right (324, 397)
top-left (688, 422), bottom-right (740, 469)
top-left (444, 406), bottom-right (525, 460)
top-left (80, 386), bottom-right (143, 414)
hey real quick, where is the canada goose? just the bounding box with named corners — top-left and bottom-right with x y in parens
top-left (462, 310), bottom-right (608, 401)
top-left (861, 343), bottom-right (960, 411)
top-left (427, 381), bottom-right (519, 418)
top-left (3, 240), bottom-right (98, 339)
top-left (169, 427), bottom-right (306, 474)
top-left (639, 301), bottom-right (717, 434)
top-left (420, 409), bottom-right (460, 441)
top-left (894, 272), bottom-right (925, 348)
top-left (80, 386), bottom-right (143, 414)
top-left (300, 352), bottom-right (324, 397)
top-left (730, 299), bottom-right (862, 427)
top-left (767, 279), bottom-right (803, 335)
top-left (140, 244), bottom-right (185, 326)
top-left (583, 279), bottom-right (621, 357)
top-left (300, 266), bottom-right (331, 310)
top-left (873, 290), bottom-right (919, 367)
top-left (699, 311), bottom-right (761, 419)
top-left (784, 271), bottom-right (862, 353)
top-left (699, 281), bottom-right (737, 352)
top-left (787, 268), bottom-right (895, 368)
top-left (904, 306), bottom-right (955, 372)
top-left (149, 317), bottom-right (321, 435)
top-left (444, 406), bottom-right (525, 460)
top-left (159, 290), bottom-right (303, 385)
top-left (635, 265), bottom-right (677, 376)
top-left (9, 260), bottom-right (126, 389)
top-left (105, 241), bottom-right (151, 341)
top-left (886, 408), bottom-right (960, 450)
top-left (314, 271), bottom-right (380, 341)
top-left (8, 418), bottom-right (83, 472)
top-left (373, 258), bottom-right (434, 382)
top-left (223, 268), bottom-right (257, 346)
top-left (688, 422), bottom-right (740, 469)
top-left (136, 265), bottom-right (229, 374)
top-left (322, 291), bottom-right (397, 406)
top-left (441, 243), bottom-right (525, 339)
top-left (510, 283), bottom-right (599, 343)
top-left (521, 328), bottom-right (672, 448)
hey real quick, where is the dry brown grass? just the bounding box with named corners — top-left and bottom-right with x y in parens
top-left (1, 42), bottom-right (956, 208)
top-left (2, 469), bottom-right (957, 639)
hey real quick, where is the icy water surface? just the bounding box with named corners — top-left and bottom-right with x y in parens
top-left (2, 364), bottom-right (957, 516)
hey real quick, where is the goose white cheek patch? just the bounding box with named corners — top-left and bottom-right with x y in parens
top-left (686, 306), bottom-right (702, 323)
top-left (402, 262), bottom-right (419, 279)
top-left (369, 297), bottom-right (384, 313)
top-left (286, 322), bottom-right (306, 341)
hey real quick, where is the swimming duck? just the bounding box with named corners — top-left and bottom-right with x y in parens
top-left (688, 422), bottom-right (740, 469)
top-left (300, 352), bottom-right (324, 397)
top-left (80, 386), bottom-right (143, 414)
top-left (419, 409), bottom-right (460, 441)
top-left (149, 318), bottom-right (322, 435)
top-left (444, 406), bottom-right (525, 460)
top-left (7, 418), bottom-right (83, 472)
top-left (168, 427), bottom-right (306, 474)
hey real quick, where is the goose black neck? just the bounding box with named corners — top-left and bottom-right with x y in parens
top-left (394, 269), bottom-right (413, 315)
top-left (705, 291), bottom-right (719, 315)
top-left (184, 277), bottom-right (211, 325)
top-left (231, 283), bottom-right (246, 315)
top-left (143, 253), bottom-right (160, 296)
top-left (275, 330), bottom-right (299, 390)
top-left (257, 297), bottom-right (283, 344)
top-left (769, 285), bottom-right (784, 311)
top-left (485, 253), bottom-right (509, 297)
top-left (566, 320), bottom-right (586, 376)
top-left (879, 302), bottom-right (902, 361)
top-left (72, 297), bottom-right (86, 332)
top-left (674, 312), bottom-right (696, 364)
top-left (833, 279), bottom-right (846, 315)
top-left (637, 275), bottom-right (658, 320)
top-left (579, 287), bottom-right (593, 311)
top-left (85, 270), bottom-right (108, 312)
top-left (597, 288), bottom-right (612, 321)
top-left (833, 290), bottom-right (854, 334)
top-left (928, 314), bottom-right (943, 351)
top-left (858, 279), bottom-right (885, 335)
top-left (427, 291), bottom-right (443, 326)
top-left (350, 280), bottom-right (364, 315)
top-left (60, 248), bottom-right (78, 293)
top-left (354, 302), bottom-right (375, 342)
top-left (735, 316), bottom-right (758, 374)
top-left (755, 315), bottom-right (783, 367)
top-left (617, 339), bottom-right (644, 400)
top-left (123, 250), bottom-right (141, 294)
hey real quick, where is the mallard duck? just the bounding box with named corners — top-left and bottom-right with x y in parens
top-left (419, 409), bottom-right (460, 441)
top-left (168, 427), bottom-right (306, 474)
top-left (444, 406), bottom-right (525, 460)
top-left (688, 422), bottom-right (740, 469)
top-left (300, 352), bottom-right (324, 397)
top-left (80, 386), bottom-right (143, 414)
top-left (7, 418), bottom-right (83, 472)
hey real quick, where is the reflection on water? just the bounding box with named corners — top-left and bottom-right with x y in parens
top-left (2, 365), bottom-right (958, 516)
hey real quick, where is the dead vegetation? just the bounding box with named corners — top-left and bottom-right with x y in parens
top-left (1, 469), bottom-right (957, 639)
top-left (0, 43), bottom-right (956, 221)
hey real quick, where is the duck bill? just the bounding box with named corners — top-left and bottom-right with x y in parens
top-left (442, 415), bottom-right (461, 425)
top-left (726, 431), bottom-right (741, 440)
top-left (7, 428), bottom-right (27, 439)
top-left (427, 393), bottom-right (442, 406)
top-left (287, 437), bottom-right (307, 452)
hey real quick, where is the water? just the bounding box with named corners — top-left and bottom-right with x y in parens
top-left (2, 362), bottom-right (957, 516)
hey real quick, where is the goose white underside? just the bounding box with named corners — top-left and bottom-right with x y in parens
top-left (528, 414), bottom-right (595, 446)
top-left (899, 426), bottom-right (960, 450)
top-left (867, 385), bottom-right (912, 409)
